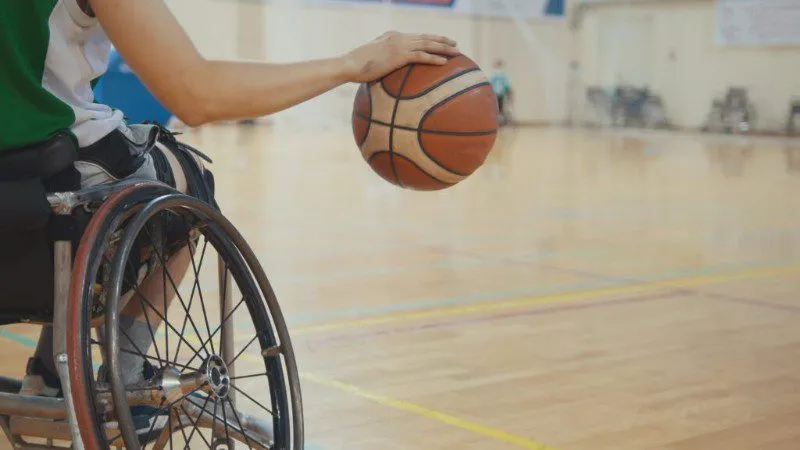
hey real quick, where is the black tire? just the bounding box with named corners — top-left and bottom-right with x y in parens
top-left (70, 189), bottom-right (302, 449)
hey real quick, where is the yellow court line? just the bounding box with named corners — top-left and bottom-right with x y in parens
top-left (300, 371), bottom-right (557, 450)
top-left (233, 265), bottom-right (799, 450)
top-left (291, 264), bottom-right (800, 335)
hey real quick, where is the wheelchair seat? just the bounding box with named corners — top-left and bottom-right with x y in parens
top-left (0, 133), bottom-right (82, 324)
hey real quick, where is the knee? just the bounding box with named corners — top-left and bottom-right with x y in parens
top-left (152, 131), bottom-right (216, 206)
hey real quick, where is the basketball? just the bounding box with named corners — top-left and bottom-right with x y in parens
top-left (352, 55), bottom-right (499, 191)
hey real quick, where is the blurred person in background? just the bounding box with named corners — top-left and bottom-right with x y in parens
top-left (490, 59), bottom-right (513, 125)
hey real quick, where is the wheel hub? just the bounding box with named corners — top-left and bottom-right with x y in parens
top-left (202, 355), bottom-right (231, 399)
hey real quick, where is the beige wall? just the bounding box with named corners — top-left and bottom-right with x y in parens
top-left (164, 0), bottom-right (800, 131)
top-left (165, 0), bottom-right (573, 125)
top-left (166, 0), bottom-right (239, 61)
top-left (575, 0), bottom-right (800, 131)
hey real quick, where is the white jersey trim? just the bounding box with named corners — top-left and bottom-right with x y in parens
top-left (42, 0), bottom-right (124, 147)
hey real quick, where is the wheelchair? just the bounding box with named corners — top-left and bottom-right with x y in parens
top-left (0, 134), bottom-right (303, 449)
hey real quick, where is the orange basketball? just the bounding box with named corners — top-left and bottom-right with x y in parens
top-left (352, 55), bottom-right (499, 191)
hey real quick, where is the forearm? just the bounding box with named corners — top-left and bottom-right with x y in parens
top-left (91, 0), bottom-right (457, 128)
top-left (185, 57), bottom-right (349, 125)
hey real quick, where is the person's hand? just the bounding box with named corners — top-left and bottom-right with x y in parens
top-left (342, 31), bottom-right (459, 83)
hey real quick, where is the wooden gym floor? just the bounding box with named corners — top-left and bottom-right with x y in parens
top-left (1, 125), bottom-right (799, 449)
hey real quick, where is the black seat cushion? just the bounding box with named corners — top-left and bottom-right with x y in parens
top-left (0, 133), bottom-right (80, 324)
top-left (0, 179), bottom-right (51, 230)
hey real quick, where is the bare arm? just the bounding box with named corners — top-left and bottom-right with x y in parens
top-left (90, 0), bottom-right (458, 126)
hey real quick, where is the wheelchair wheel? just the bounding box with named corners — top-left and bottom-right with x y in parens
top-left (66, 184), bottom-right (303, 449)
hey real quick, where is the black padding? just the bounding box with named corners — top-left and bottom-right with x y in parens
top-left (0, 226), bottom-right (55, 322)
top-left (0, 178), bottom-right (55, 322)
top-left (77, 129), bottom-right (147, 179)
top-left (0, 133), bottom-right (77, 182)
top-left (0, 133), bottom-right (81, 324)
top-left (150, 143), bottom-right (176, 188)
top-left (0, 180), bottom-right (51, 230)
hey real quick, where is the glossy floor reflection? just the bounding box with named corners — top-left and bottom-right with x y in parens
top-left (1, 125), bottom-right (798, 449)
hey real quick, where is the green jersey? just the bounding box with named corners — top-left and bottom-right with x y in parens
top-left (0, 0), bottom-right (123, 150)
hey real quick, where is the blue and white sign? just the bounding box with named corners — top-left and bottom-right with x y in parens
top-left (716, 0), bottom-right (800, 46)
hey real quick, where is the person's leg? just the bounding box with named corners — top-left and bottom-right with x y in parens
top-left (107, 127), bottom-right (210, 385)
top-left (497, 95), bottom-right (506, 125)
top-left (117, 248), bottom-right (191, 386)
top-left (27, 125), bottom-right (209, 394)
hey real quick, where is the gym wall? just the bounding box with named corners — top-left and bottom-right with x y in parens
top-left (575, 0), bottom-right (800, 132)
top-left (164, 0), bottom-right (800, 132)
top-left (164, 0), bottom-right (572, 126)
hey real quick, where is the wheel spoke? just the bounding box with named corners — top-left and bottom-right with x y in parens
top-left (185, 396), bottom-right (265, 450)
top-left (230, 373), bottom-right (269, 381)
top-left (221, 394), bottom-right (232, 446)
top-left (181, 395), bottom-right (212, 447)
top-left (218, 265), bottom-right (228, 357)
top-left (143, 226), bottom-right (212, 362)
top-left (230, 384), bottom-right (276, 417)
top-left (127, 280), bottom-right (207, 364)
top-left (175, 409), bottom-right (191, 448)
top-left (143, 399), bottom-right (167, 448)
top-left (137, 382), bottom-right (209, 449)
top-left (184, 297), bottom-right (246, 369)
top-left (168, 411), bottom-right (174, 450)
top-left (151, 410), bottom-right (176, 450)
top-left (210, 399), bottom-right (219, 446)
top-left (191, 236), bottom-right (212, 345)
top-left (160, 217), bottom-right (170, 365)
top-left (225, 397), bottom-right (255, 450)
top-left (174, 237), bottom-right (211, 364)
top-left (116, 348), bottom-right (198, 373)
top-left (116, 329), bottom-right (169, 370)
top-left (125, 266), bottom-right (165, 365)
top-left (227, 333), bottom-right (260, 368)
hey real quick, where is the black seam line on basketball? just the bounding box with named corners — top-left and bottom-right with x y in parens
top-left (354, 85), bottom-right (372, 147)
top-left (418, 81), bottom-right (496, 177)
top-left (380, 71), bottom-right (401, 100)
top-left (392, 152), bottom-right (453, 186)
top-left (353, 114), bottom-right (497, 136)
top-left (418, 81), bottom-right (493, 131)
top-left (388, 64), bottom-right (415, 187)
top-left (380, 55), bottom-right (468, 99)
top-left (366, 83), bottom-right (372, 145)
top-left (397, 67), bottom-right (482, 100)
top-left (367, 151), bottom-right (453, 186)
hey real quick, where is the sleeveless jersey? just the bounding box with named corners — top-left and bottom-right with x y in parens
top-left (0, 0), bottom-right (123, 150)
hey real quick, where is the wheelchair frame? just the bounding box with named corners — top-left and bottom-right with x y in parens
top-left (0, 179), bottom-right (302, 449)
top-left (0, 181), bottom-right (118, 449)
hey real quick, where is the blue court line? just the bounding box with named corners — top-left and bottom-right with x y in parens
top-left (0, 329), bottom-right (38, 348)
top-left (151, 249), bottom-right (601, 339)
top-left (285, 257), bottom-right (800, 325)
top-left (273, 249), bottom-right (596, 286)
top-left (158, 255), bottom-right (800, 342)
top-left (0, 260), bottom-right (793, 450)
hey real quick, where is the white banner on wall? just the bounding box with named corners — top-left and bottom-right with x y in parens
top-left (716, 0), bottom-right (800, 46)
top-left (277, 0), bottom-right (565, 20)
